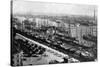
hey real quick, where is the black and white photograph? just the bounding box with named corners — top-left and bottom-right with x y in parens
top-left (11, 0), bottom-right (97, 66)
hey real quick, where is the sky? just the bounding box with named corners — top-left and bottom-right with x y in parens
top-left (12, 0), bottom-right (97, 16)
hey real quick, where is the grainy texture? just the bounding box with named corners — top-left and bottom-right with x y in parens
top-left (11, 0), bottom-right (97, 66)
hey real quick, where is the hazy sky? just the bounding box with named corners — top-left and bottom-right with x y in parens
top-left (12, 0), bottom-right (97, 16)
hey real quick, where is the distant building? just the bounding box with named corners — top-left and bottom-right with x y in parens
top-left (14, 16), bottom-right (26, 23)
top-left (35, 18), bottom-right (58, 28)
